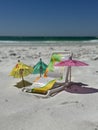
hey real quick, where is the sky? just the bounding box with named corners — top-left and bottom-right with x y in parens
top-left (0, 0), bottom-right (98, 36)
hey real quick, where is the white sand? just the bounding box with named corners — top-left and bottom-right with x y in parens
top-left (0, 44), bottom-right (98, 130)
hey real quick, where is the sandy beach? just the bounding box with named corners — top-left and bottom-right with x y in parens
top-left (0, 44), bottom-right (98, 130)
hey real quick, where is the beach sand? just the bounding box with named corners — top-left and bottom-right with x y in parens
top-left (0, 44), bottom-right (98, 130)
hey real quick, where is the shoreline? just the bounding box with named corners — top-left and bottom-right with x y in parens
top-left (0, 43), bottom-right (98, 47)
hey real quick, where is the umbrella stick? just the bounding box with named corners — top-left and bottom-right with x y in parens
top-left (68, 53), bottom-right (73, 82)
top-left (40, 58), bottom-right (42, 77)
top-left (22, 75), bottom-right (25, 87)
top-left (20, 69), bottom-right (25, 87)
top-left (69, 67), bottom-right (71, 82)
top-left (40, 71), bottom-right (41, 77)
top-left (40, 69), bottom-right (42, 77)
top-left (40, 66), bottom-right (42, 77)
top-left (65, 66), bottom-right (70, 83)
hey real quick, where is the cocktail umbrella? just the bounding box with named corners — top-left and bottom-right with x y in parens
top-left (55, 54), bottom-right (89, 83)
top-left (44, 53), bottom-right (62, 77)
top-left (33, 58), bottom-right (48, 77)
top-left (10, 60), bottom-right (33, 87)
top-left (47, 53), bottom-right (62, 71)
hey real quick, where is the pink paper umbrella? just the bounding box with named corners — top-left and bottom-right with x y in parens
top-left (55, 54), bottom-right (89, 82)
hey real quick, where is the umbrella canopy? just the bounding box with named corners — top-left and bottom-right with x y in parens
top-left (43, 53), bottom-right (62, 78)
top-left (55, 59), bottom-right (88, 66)
top-left (10, 60), bottom-right (33, 87)
top-left (33, 58), bottom-right (48, 77)
top-left (55, 54), bottom-right (89, 82)
top-left (47, 53), bottom-right (62, 71)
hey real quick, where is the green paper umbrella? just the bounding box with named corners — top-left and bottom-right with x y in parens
top-left (33, 58), bottom-right (48, 77)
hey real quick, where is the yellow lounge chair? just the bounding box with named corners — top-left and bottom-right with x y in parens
top-left (31, 79), bottom-right (56, 94)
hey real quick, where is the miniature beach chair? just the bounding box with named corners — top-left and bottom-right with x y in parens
top-left (23, 79), bottom-right (56, 94)
top-left (32, 79), bottom-right (56, 94)
top-left (22, 79), bottom-right (70, 98)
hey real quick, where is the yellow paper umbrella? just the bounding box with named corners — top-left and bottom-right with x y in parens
top-left (10, 60), bottom-right (33, 87)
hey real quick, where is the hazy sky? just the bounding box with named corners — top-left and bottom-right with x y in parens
top-left (0, 0), bottom-right (98, 36)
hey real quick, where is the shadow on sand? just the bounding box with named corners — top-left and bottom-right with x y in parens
top-left (65, 82), bottom-right (98, 94)
top-left (14, 80), bottom-right (32, 88)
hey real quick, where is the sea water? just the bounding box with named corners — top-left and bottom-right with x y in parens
top-left (0, 36), bottom-right (98, 46)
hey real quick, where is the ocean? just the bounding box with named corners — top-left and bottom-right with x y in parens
top-left (0, 36), bottom-right (98, 46)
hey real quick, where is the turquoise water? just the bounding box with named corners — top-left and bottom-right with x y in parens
top-left (0, 36), bottom-right (98, 45)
